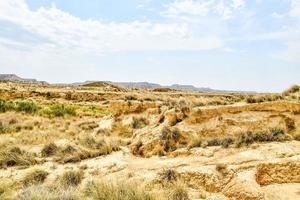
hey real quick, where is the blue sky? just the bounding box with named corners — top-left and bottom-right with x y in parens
top-left (0, 0), bottom-right (299, 92)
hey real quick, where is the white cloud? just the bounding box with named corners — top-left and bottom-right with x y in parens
top-left (163, 0), bottom-right (245, 20)
top-left (289, 0), bottom-right (300, 18)
top-left (0, 0), bottom-right (223, 54)
top-left (231, 0), bottom-right (245, 9)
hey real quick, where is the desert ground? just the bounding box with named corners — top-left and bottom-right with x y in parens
top-left (0, 81), bottom-right (299, 200)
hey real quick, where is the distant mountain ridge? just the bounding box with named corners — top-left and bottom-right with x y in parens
top-left (79, 81), bottom-right (244, 93)
top-left (0, 74), bottom-right (252, 93)
top-left (0, 74), bottom-right (48, 84)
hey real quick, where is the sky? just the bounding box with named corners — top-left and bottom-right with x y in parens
top-left (0, 0), bottom-right (299, 92)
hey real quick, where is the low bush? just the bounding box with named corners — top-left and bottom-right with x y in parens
top-left (42, 104), bottom-right (76, 117)
top-left (15, 101), bottom-right (39, 113)
top-left (0, 99), bottom-right (15, 112)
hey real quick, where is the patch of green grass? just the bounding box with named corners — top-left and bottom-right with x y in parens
top-left (0, 99), bottom-right (15, 112)
top-left (81, 105), bottom-right (110, 117)
top-left (15, 101), bottom-right (39, 113)
top-left (41, 104), bottom-right (77, 117)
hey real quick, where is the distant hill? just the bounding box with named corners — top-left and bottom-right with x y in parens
top-left (0, 74), bottom-right (48, 84)
top-left (0, 74), bottom-right (252, 93)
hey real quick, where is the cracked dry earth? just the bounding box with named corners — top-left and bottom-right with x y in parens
top-left (0, 82), bottom-right (300, 200)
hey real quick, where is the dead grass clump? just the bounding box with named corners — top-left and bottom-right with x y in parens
top-left (131, 141), bottom-right (144, 156)
top-left (78, 121), bottom-right (99, 130)
top-left (160, 127), bottom-right (182, 152)
top-left (283, 85), bottom-right (300, 95)
top-left (84, 180), bottom-right (157, 200)
top-left (161, 169), bottom-right (178, 182)
top-left (132, 117), bottom-right (149, 129)
top-left (284, 117), bottom-right (296, 132)
top-left (294, 133), bottom-right (300, 141)
top-left (188, 135), bottom-right (202, 149)
top-left (0, 179), bottom-right (16, 200)
top-left (221, 138), bottom-right (234, 148)
top-left (169, 184), bottom-right (190, 200)
top-left (160, 127), bottom-right (181, 141)
top-left (15, 185), bottom-right (81, 200)
top-left (235, 128), bottom-right (288, 147)
top-left (0, 147), bottom-right (37, 168)
top-left (216, 164), bottom-right (227, 173)
top-left (59, 170), bottom-right (84, 188)
top-left (22, 169), bottom-right (49, 186)
top-left (57, 140), bottom-right (120, 163)
top-left (112, 121), bottom-right (133, 137)
top-left (41, 143), bottom-right (58, 157)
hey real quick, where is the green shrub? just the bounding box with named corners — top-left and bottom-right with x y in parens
top-left (43, 104), bottom-right (76, 117)
top-left (0, 99), bottom-right (15, 112)
top-left (15, 101), bottom-right (39, 113)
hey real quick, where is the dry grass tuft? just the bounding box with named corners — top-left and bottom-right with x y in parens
top-left (22, 168), bottom-right (49, 186)
top-left (15, 185), bottom-right (81, 200)
top-left (84, 180), bottom-right (157, 200)
top-left (161, 169), bottom-right (178, 182)
top-left (0, 147), bottom-right (37, 169)
top-left (168, 184), bottom-right (190, 200)
top-left (59, 170), bottom-right (84, 188)
top-left (41, 143), bottom-right (58, 157)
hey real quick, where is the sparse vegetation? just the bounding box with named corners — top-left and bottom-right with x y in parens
top-left (132, 117), bottom-right (149, 129)
top-left (22, 169), bottom-right (49, 186)
top-left (0, 147), bottom-right (37, 168)
top-left (15, 101), bottom-right (39, 113)
top-left (1, 81), bottom-right (300, 199)
top-left (16, 185), bottom-right (81, 200)
top-left (42, 104), bottom-right (76, 117)
top-left (161, 169), bottom-right (178, 182)
top-left (41, 143), bottom-right (58, 157)
top-left (84, 180), bottom-right (157, 200)
top-left (59, 170), bottom-right (84, 188)
top-left (169, 184), bottom-right (189, 200)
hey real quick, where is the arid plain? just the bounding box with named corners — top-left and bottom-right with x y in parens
top-left (0, 81), bottom-right (299, 200)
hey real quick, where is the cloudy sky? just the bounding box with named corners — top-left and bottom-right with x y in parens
top-left (0, 0), bottom-right (299, 92)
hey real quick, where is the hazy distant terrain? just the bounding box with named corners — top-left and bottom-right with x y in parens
top-left (0, 79), bottom-right (299, 200)
top-left (0, 74), bottom-right (252, 93)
